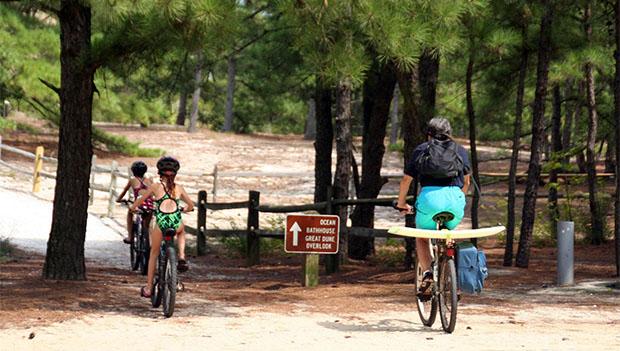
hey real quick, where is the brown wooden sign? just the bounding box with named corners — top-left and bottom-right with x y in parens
top-left (285, 214), bottom-right (340, 254)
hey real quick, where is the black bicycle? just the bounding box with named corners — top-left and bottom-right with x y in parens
top-left (150, 208), bottom-right (191, 318)
top-left (150, 227), bottom-right (178, 318)
top-left (414, 212), bottom-right (458, 333)
top-left (120, 200), bottom-right (151, 275)
top-left (393, 202), bottom-right (458, 333)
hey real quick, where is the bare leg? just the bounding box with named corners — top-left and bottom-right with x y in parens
top-left (126, 211), bottom-right (133, 240)
top-left (177, 223), bottom-right (186, 260)
top-left (416, 238), bottom-right (432, 272)
top-left (145, 225), bottom-right (162, 294)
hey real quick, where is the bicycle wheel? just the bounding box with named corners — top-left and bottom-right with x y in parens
top-left (162, 246), bottom-right (177, 318)
top-left (130, 221), bottom-right (139, 271)
top-left (151, 254), bottom-right (164, 308)
top-left (438, 257), bottom-right (458, 333)
top-left (415, 258), bottom-right (437, 327)
top-left (139, 228), bottom-right (150, 276)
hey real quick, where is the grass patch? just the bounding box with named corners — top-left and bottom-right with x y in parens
top-left (388, 140), bottom-right (404, 153)
top-left (92, 128), bottom-right (164, 157)
top-left (16, 122), bottom-right (42, 134)
top-left (0, 118), bottom-right (17, 132)
top-left (0, 237), bottom-right (15, 263)
top-left (369, 244), bottom-right (404, 268)
top-left (219, 236), bottom-right (287, 258)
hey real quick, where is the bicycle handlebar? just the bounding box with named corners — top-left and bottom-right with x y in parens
top-left (392, 200), bottom-right (413, 214)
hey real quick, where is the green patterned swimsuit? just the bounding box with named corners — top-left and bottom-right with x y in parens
top-left (154, 189), bottom-right (182, 232)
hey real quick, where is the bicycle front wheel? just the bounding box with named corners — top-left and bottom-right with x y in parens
top-left (162, 246), bottom-right (177, 318)
top-left (415, 258), bottom-right (437, 327)
top-left (438, 257), bottom-right (458, 333)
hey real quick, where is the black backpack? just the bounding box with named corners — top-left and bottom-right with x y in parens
top-left (415, 138), bottom-right (464, 179)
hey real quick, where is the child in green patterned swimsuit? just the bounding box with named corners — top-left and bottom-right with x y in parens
top-left (131, 156), bottom-right (194, 298)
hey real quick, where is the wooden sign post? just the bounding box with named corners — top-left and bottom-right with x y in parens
top-left (285, 214), bottom-right (340, 287)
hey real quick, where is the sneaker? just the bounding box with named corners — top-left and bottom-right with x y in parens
top-left (418, 270), bottom-right (433, 295)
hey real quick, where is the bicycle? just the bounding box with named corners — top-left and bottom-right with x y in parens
top-left (150, 207), bottom-right (192, 318)
top-left (392, 203), bottom-right (458, 333)
top-left (414, 212), bottom-right (458, 333)
top-left (150, 227), bottom-right (178, 318)
top-left (119, 200), bottom-right (151, 275)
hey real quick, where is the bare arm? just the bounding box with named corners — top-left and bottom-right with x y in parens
top-left (178, 185), bottom-right (194, 213)
top-left (116, 180), bottom-right (132, 202)
top-left (130, 185), bottom-right (155, 211)
top-left (462, 174), bottom-right (471, 195)
top-left (397, 175), bottom-right (414, 214)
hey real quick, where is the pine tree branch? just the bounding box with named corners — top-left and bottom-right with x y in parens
top-left (38, 78), bottom-right (60, 96)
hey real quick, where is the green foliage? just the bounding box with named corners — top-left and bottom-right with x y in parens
top-left (370, 243), bottom-right (404, 268)
top-left (92, 128), bottom-right (164, 157)
top-left (388, 139), bottom-right (404, 153)
top-left (0, 237), bottom-right (15, 262)
top-left (0, 118), bottom-right (17, 132)
top-left (218, 236), bottom-right (285, 258)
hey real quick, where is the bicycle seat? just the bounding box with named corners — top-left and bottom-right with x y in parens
top-left (432, 212), bottom-right (454, 225)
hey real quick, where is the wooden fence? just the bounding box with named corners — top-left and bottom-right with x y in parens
top-left (1, 137), bottom-right (616, 266)
top-left (185, 187), bottom-right (421, 266)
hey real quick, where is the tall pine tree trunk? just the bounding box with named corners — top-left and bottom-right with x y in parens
top-left (562, 81), bottom-right (574, 166)
top-left (43, 0), bottom-right (94, 280)
top-left (397, 51), bottom-right (439, 269)
top-left (504, 39), bottom-right (528, 267)
top-left (188, 52), bottom-right (202, 133)
top-left (176, 89), bottom-right (188, 126)
top-left (614, 0), bottom-right (620, 276)
top-left (314, 80), bottom-right (333, 206)
top-left (390, 85), bottom-right (400, 145)
top-left (223, 56), bottom-right (236, 132)
top-left (397, 68), bottom-right (421, 270)
top-left (418, 49), bottom-right (439, 124)
top-left (350, 60), bottom-right (396, 260)
top-left (549, 85), bottom-right (563, 231)
top-left (606, 137), bottom-right (616, 173)
top-left (332, 78), bottom-right (353, 271)
top-left (304, 98), bottom-right (317, 140)
top-left (516, 1), bottom-right (554, 268)
top-left (584, 2), bottom-right (604, 244)
top-left (466, 57), bottom-right (480, 234)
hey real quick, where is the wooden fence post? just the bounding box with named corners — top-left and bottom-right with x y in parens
top-left (32, 146), bottom-right (44, 193)
top-left (197, 190), bottom-right (207, 256)
top-left (107, 160), bottom-right (117, 217)
top-left (324, 186), bottom-right (339, 274)
top-left (246, 190), bottom-right (260, 266)
top-left (212, 164), bottom-right (218, 202)
top-left (302, 254), bottom-right (319, 287)
top-left (89, 155), bottom-right (97, 205)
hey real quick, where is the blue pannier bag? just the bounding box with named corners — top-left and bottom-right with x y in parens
top-left (456, 242), bottom-right (489, 294)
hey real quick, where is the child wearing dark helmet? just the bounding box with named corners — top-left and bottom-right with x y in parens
top-left (116, 160), bottom-right (154, 244)
top-left (131, 156), bottom-right (194, 298)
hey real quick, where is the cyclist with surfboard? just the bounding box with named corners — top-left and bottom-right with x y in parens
top-left (395, 117), bottom-right (471, 295)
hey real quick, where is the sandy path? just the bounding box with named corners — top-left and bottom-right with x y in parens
top-left (2, 306), bottom-right (619, 351)
top-left (0, 187), bottom-right (128, 268)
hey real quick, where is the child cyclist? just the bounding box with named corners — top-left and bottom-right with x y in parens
top-left (116, 161), bottom-right (154, 244)
top-left (130, 156), bottom-right (194, 298)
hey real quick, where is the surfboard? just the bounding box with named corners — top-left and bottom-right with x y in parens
top-left (387, 225), bottom-right (506, 239)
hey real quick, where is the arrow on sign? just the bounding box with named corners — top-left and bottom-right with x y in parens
top-left (290, 222), bottom-right (302, 246)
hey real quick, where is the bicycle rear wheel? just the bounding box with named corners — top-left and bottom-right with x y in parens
top-left (415, 258), bottom-right (437, 327)
top-left (151, 254), bottom-right (164, 308)
top-left (162, 246), bottom-right (177, 318)
top-left (139, 228), bottom-right (150, 276)
top-left (438, 257), bottom-right (458, 333)
top-left (130, 221), bottom-right (140, 271)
